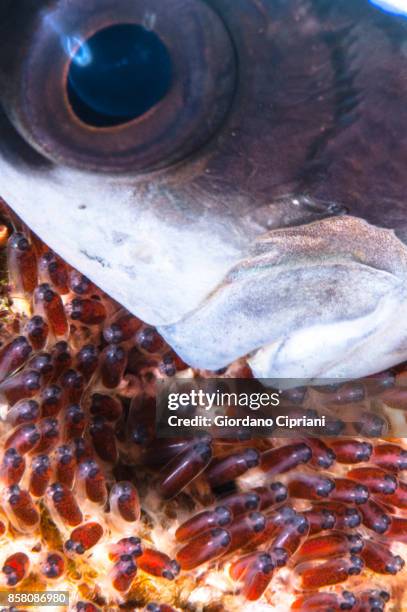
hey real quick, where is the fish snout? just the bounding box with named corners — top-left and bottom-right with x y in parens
top-left (159, 216), bottom-right (407, 380)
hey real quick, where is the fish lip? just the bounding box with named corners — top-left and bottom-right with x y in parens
top-left (158, 216), bottom-right (407, 381)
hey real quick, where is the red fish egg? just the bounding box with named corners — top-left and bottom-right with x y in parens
top-left (99, 344), bottom-right (127, 389)
top-left (7, 399), bottom-right (40, 426)
top-left (2, 552), bottom-right (29, 586)
top-left (40, 384), bottom-right (63, 417)
top-left (260, 443), bottom-right (312, 475)
top-left (347, 467), bottom-right (397, 495)
top-left (158, 352), bottom-right (178, 377)
top-left (270, 512), bottom-right (309, 557)
top-left (75, 344), bottom-right (99, 381)
top-left (68, 270), bottom-right (95, 295)
top-left (103, 312), bottom-right (141, 343)
top-left (29, 454), bottom-right (51, 497)
top-left (329, 438), bottom-right (373, 464)
top-left (255, 482), bottom-right (288, 509)
top-left (231, 552), bottom-right (275, 601)
top-left (295, 532), bottom-right (364, 564)
top-left (288, 473), bottom-right (335, 500)
top-left (63, 404), bottom-right (86, 440)
top-left (0, 336), bottom-right (32, 383)
top-left (109, 537), bottom-right (143, 561)
top-left (158, 438), bottom-right (212, 499)
top-left (78, 459), bottom-right (107, 504)
top-left (227, 511), bottom-right (267, 553)
top-left (176, 506), bottom-right (233, 542)
top-left (34, 283), bottom-right (68, 337)
top-left (59, 369), bottom-right (84, 404)
top-left (65, 297), bottom-right (107, 326)
top-left (1, 448), bottom-right (25, 485)
top-left (299, 437), bottom-right (336, 469)
top-left (176, 528), bottom-right (231, 570)
top-left (39, 251), bottom-right (69, 294)
top-left (138, 549), bottom-right (180, 580)
top-left (361, 538), bottom-right (404, 574)
top-left (54, 444), bottom-right (77, 488)
top-left (359, 499), bottom-right (391, 535)
top-left (46, 482), bottom-right (83, 526)
top-left (35, 417), bottom-right (60, 453)
top-left (354, 411), bottom-right (387, 437)
top-left (371, 443), bottom-right (407, 472)
top-left (5, 423), bottom-right (40, 455)
top-left (328, 477), bottom-right (370, 505)
top-left (110, 554), bottom-right (138, 592)
top-left (386, 515), bottom-right (407, 543)
top-left (135, 326), bottom-right (165, 354)
top-left (40, 551), bottom-right (65, 580)
top-left (0, 368), bottom-right (43, 405)
top-left (109, 481), bottom-right (140, 522)
top-left (7, 232), bottom-right (38, 295)
top-left (251, 506), bottom-right (296, 547)
top-left (89, 417), bottom-right (118, 464)
top-left (50, 342), bottom-right (72, 380)
top-left (302, 506), bottom-right (336, 535)
top-left (206, 448), bottom-right (260, 487)
top-left (6, 485), bottom-right (40, 531)
top-left (318, 381), bottom-right (365, 405)
top-left (380, 385), bottom-right (407, 410)
top-left (376, 479), bottom-right (407, 509)
top-left (294, 555), bottom-right (364, 589)
top-left (29, 355), bottom-right (52, 386)
top-left (26, 315), bottom-right (49, 351)
top-left (126, 394), bottom-right (157, 447)
top-left (72, 437), bottom-right (94, 463)
top-left (65, 522), bottom-right (104, 555)
top-left (217, 491), bottom-right (260, 516)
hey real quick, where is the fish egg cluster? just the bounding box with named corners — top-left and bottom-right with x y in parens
top-left (0, 205), bottom-right (406, 611)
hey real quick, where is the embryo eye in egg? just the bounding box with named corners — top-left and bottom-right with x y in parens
top-left (0, 0), bottom-right (237, 172)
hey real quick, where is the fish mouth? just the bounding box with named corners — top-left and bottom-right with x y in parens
top-left (159, 214), bottom-right (407, 382)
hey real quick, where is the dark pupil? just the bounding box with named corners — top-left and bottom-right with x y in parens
top-left (67, 24), bottom-right (172, 127)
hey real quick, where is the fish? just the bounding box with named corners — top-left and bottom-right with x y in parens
top-left (1, 0), bottom-right (407, 380)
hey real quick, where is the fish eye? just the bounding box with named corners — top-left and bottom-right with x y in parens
top-left (67, 24), bottom-right (173, 128)
top-left (0, 0), bottom-right (237, 173)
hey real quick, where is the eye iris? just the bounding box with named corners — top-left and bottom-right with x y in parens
top-left (67, 24), bottom-right (172, 127)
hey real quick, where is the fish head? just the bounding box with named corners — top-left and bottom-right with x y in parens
top-left (1, 0), bottom-right (407, 380)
